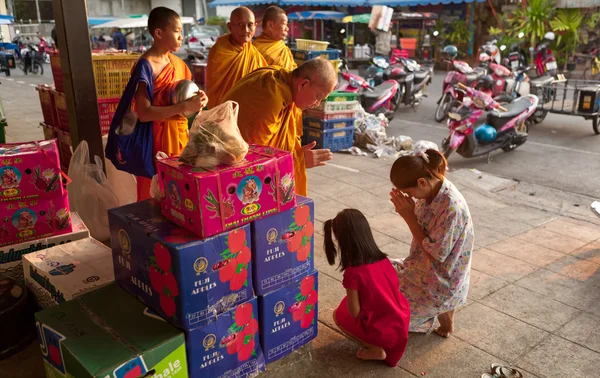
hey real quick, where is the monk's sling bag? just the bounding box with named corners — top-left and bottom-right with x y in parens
top-left (105, 59), bottom-right (156, 178)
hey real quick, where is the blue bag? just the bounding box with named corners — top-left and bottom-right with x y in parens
top-left (105, 59), bottom-right (156, 178)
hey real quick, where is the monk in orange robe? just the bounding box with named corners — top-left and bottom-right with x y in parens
top-left (222, 58), bottom-right (336, 196)
top-left (206, 6), bottom-right (267, 109)
top-left (134, 7), bottom-right (208, 200)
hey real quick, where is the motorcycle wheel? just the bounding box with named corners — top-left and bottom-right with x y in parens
top-left (532, 109), bottom-right (547, 124)
top-left (593, 116), bottom-right (599, 135)
top-left (441, 138), bottom-right (455, 159)
top-left (435, 93), bottom-right (452, 123)
top-left (32, 62), bottom-right (43, 75)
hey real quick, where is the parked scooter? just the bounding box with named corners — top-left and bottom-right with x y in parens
top-left (338, 58), bottom-right (400, 121)
top-left (388, 56), bottom-right (432, 109)
top-left (440, 83), bottom-right (539, 160)
top-left (534, 32), bottom-right (558, 77)
top-left (435, 45), bottom-right (486, 122)
top-left (478, 39), bottom-right (502, 67)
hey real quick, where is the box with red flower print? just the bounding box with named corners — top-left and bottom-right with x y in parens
top-left (251, 196), bottom-right (314, 296)
top-left (258, 271), bottom-right (318, 364)
top-left (186, 297), bottom-right (266, 378)
top-left (157, 144), bottom-right (296, 239)
top-left (108, 199), bottom-right (254, 331)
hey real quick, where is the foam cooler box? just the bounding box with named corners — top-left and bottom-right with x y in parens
top-left (0, 212), bottom-right (88, 282)
top-left (35, 283), bottom-right (188, 378)
top-left (0, 139), bottom-right (66, 202)
top-left (0, 193), bottom-right (73, 248)
top-left (251, 196), bottom-right (314, 296)
top-left (258, 272), bottom-right (318, 364)
top-left (186, 297), bottom-right (265, 378)
top-left (157, 144), bottom-right (296, 239)
top-left (108, 199), bottom-right (254, 331)
top-left (23, 237), bottom-right (114, 309)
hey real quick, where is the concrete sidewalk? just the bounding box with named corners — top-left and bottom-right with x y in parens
top-left (281, 153), bottom-right (600, 378)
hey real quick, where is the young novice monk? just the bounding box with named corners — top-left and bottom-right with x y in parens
top-left (131, 7), bottom-right (207, 200)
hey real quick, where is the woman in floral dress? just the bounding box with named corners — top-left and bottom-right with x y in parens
top-left (389, 149), bottom-right (474, 337)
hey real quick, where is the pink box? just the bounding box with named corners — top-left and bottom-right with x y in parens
top-left (0, 194), bottom-right (73, 247)
top-left (157, 144), bottom-right (296, 238)
top-left (0, 139), bottom-right (66, 202)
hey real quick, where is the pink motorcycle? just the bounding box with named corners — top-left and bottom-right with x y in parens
top-left (435, 59), bottom-right (487, 122)
top-left (441, 83), bottom-right (539, 161)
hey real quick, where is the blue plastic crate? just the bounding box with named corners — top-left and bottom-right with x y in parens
top-left (303, 126), bottom-right (354, 152)
top-left (303, 116), bottom-right (355, 131)
top-left (291, 48), bottom-right (341, 62)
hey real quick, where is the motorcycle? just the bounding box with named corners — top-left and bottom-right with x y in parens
top-left (478, 39), bottom-right (502, 67)
top-left (435, 47), bottom-right (486, 122)
top-left (534, 32), bottom-right (558, 77)
top-left (18, 44), bottom-right (44, 75)
top-left (388, 56), bottom-right (432, 109)
top-left (441, 82), bottom-right (539, 160)
top-left (338, 58), bottom-right (400, 121)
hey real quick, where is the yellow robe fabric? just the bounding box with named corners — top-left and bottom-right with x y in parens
top-left (253, 35), bottom-right (303, 143)
top-left (222, 67), bottom-right (307, 196)
top-left (206, 34), bottom-right (267, 109)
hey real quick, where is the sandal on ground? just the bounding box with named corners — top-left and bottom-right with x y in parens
top-left (490, 363), bottom-right (524, 378)
top-left (482, 374), bottom-right (499, 378)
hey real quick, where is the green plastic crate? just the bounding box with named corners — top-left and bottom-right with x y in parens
top-left (326, 91), bottom-right (358, 103)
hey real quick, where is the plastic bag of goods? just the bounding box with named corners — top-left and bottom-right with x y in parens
top-left (179, 100), bottom-right (249, 167)
top-left (67, 141), bottom-right (119, 241)
top-left (413, 140), bottom-right (439, 156)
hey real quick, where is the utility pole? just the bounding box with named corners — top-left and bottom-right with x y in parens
top-left (35, 0), bottom-right (41, 23)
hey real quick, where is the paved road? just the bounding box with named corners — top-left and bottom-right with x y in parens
top-left (1, 66), bottom-right (599, 198)
top-left (385, 72), bottom-right (600, 199)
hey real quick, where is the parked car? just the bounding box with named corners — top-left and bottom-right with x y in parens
top-left (186, 25), bottom-right (223, 51)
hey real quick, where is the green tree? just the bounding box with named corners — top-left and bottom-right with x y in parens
top-left (550, 9), bottom-right (583, 69)
top-left (507, 0), bottom-right (555, 60)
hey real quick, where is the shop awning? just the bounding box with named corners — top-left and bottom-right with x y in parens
top-left (368, 0), bottom-right (484, 5)
top-left (0, 14), bottom-right (14, 25)
top-left (209, 0), bottom-right (275, 7)
top-left (88, 17), bottom-right (117, 26)
top-left (288, 11), bottom-right (346, 20)
top-left (281, 0), bottom-right (365, 5)
top-left (91, 16), bottom-right (195, 29)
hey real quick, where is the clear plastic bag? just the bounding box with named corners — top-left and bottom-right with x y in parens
top-left (67, 140), bottom-right (120, 241)
top-left (179, 101), bottom-right (249, 167)
top-left (413, 140), bottom-right (439, 156)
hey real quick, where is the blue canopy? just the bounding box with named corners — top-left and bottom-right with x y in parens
top-left (368, 0), bottom-right (484, 4)
top-left (287, 11), bottom-right (346, 20)
top-left (209, 0), bottom-right (274, 7)
top-left (88, 17), bottom-right (117, 26)
top-left (281, 0), bottom-right (364, 5)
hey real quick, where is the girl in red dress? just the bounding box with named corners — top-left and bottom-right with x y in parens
top-left (324, 209), bottom-right (411, 366)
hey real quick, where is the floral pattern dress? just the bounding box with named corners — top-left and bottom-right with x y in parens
top-left (395, 179), bottom-right (474, 332)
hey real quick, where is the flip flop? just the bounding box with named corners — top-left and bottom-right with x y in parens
top-left (490, 363), bottom-right (524, 378)
top-left (481, 374), bottom-right (499, 378)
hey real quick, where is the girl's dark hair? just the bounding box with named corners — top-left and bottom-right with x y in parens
top-left (390, 149), bottom-right (447, 189)
top-left (323, 209), bottom-right (387, 271)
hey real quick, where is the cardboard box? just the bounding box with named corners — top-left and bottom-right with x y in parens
top-left (23, 237), bottom-right (114, 309)
top-left (0, 139), bottom-right (66, 202)
top-left (258, 272), bottom-right (318, 364)
top-left (186, 297), bottom-right (265, 378)
top-left (251, 196), bottom-right (314, 295)
top-left (108, 199), bottom-right (254, 331)
top-left (35, 283), bottom-right (188, 378)
top-left (0, 212), bottom-right (88, 281)
top-left (157, 144), bottom-right (296, 239)
top-left (0, 192), bottom-right (72, 248)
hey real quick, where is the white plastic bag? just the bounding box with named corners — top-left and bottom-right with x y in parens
top-left (102, 135), bottom-right (137, 206)
top-left (67, 141), bottom-right (120, 241)
top-left (179, 101), bottom-right (249, 167)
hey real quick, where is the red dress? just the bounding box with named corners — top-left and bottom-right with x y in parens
top-left (335, 258), bottom-right (410, 367)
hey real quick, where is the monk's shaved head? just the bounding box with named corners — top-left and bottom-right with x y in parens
top-left (261, 6), bottom-right (289, 41)
top-left (262, 6), bottom-right (286, 28)
top-left (292, 58), bottom-right (338, 110)
top-left (294, 58), bottom-right (337, 88)
top-left (228, 6), bottom-right (256, 45)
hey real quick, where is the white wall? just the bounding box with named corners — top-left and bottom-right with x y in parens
top-left (86, 0), bottom-right (151, 17)
top-left (150, 0), bottom-right (183, 15)
top-left (215, 6), bottom-right (234, 19)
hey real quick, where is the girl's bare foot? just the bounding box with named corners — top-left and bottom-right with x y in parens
top-left (435, 310), bottom-right (455, 338)
top-left (357, 347), bottom-right (387, 361)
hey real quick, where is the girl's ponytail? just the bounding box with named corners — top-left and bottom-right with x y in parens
top-left (323, 219), bottom-right (338, 267)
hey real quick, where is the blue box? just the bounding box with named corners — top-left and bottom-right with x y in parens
top-left (108, 199), bottom-right (254, 331)
top-left (251, 196), bottom-right (314, 296)
top-left (303, 116), bottom-right (355, 131)
top-left (303, 126), bottom-right (355, 152)
top-left (187, 297), bottom-right (266, 378)
top-left (291, 48), bottom-right (341, 62)
top-left (258, 272), bottom-right (319, 364)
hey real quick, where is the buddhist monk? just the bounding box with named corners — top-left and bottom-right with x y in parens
top-left (253, 6), bottom-right (295, 69)
top-left (206, 6), bottom-right (267, 108)
top-left (222, 58), bottom-right (336, 196)
top-left (110, 7), bottom-right (207, 201)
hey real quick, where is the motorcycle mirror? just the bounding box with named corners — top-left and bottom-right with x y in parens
top-left (518, 32), bottom-right (525, 39)
top-left (500, 45), bottom-right (506, 51)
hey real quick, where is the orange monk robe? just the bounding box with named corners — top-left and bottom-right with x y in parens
top-left (252, 35), bottom-right (303, 142)
top-left (206, 35), bottom-right (267, 109)
top-left (222, 67), bottom-right (307, 196)
top-left (136, 53), bottom-right (192, 201)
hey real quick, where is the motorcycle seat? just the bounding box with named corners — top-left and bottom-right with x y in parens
top-left (487, 97), bottom-right (531, 128)
top-left (414, 70), bottom-right (429, 80)
top-left (466, 69), bottom-right (486, 82)
top-left (362, 81), bottom-right (395, 99)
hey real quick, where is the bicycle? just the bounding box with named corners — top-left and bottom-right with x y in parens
top-left (582, 48), bottom-right (600, 80)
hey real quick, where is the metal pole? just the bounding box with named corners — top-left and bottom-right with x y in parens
top-left (35, 0), bottom-right (41, 23)
top-left (202, 0), bottom-right (209, 21)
